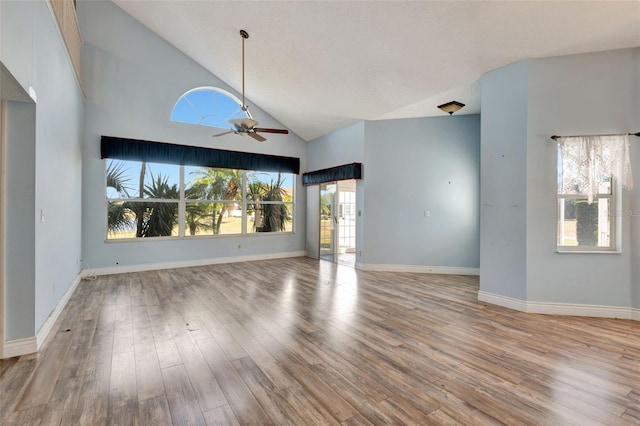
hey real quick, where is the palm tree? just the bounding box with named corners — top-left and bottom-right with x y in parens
top-left (185, 182), bottom-right (212, 235)
top-left (251, 173), bottom-right (291, 232)
top-left (131, 162), bottom-right (148, 237)
top-left (106, 161), bottom-right (133, 234)
top-left (107, 160), bottom-right (131, 196)
top-left (130, 172), bottom-right (179, 237)
top-left (246, 181), bottom-right (265, 230)
top-left (188, 168), bottom-right (242, 234)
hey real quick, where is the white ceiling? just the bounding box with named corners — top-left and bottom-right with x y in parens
top-left (111, 1), bottom-right (640, 141)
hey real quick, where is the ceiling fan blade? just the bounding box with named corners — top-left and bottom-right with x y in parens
top-left (254, 127), bottom-right (289, 135)
top-left (229, 117), bottom-right (258, 129)
top-left (212, 130), bottom-right (234, 137)
top-left (249, 132), bottom-right (267, 142)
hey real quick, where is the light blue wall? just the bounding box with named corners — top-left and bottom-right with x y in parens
top-left (526, 48), bottom-right (639, 306)
top-left (479, 60), bottom-right (528, 300)
top-left (481, 48), bottom-right (640, 309)
top-left (5, 101), bottom-right (36, 340)
top-left (1, 1), bottom-right (34, 93)
top-left (77, 1), bottom-right (306, 269)
top-left (1, 0), bottom-right (84, 339)
top-left (364, 115), bottom-right (480, 268)
top-left (306, 121), bottom-right (365, 171)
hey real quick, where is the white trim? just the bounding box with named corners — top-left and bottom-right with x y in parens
top-left (3, 337), bottom-right (37, 359)
top-left (358, 263), bottom-right (480, 276)
top-left (82, 251), bottom-right (307, 277)
top-left (478, 290), bottom-right (639, 321)
top-left (526, 300), bottom-right (633, 319)
top-left (35, 274), bottom-right (82, 349)
top-left (556, 250), bottom-right (621, 254)
top-left (478, 290), bottom-right (527, 312)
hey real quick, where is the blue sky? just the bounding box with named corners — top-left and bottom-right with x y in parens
top-left (171, 87), bottom-right (246, 129)
top-left (107, 160), bottom-right (294, 199)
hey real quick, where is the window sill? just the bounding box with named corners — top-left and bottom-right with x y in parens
top-left (556, 250), bottom-right (621, 254)
top-left (105, 231), bottom-right (295, 243)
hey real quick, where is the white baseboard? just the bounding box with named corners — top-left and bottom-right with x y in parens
top-left (82, 251), bottom-right (307, 277)
top-left (3, 337), bottom-right (37, 359)
top-left (526, 300), bottom-right (635, 319)
top-left (478, 290), bottom-right (527, 312)
top-left (3, 273), bottom-right (82, 359)
top-left (479, 290), bottom-right (639, 321)
top-left (36, 274), bottom-right (82, 349)
top-left (359, 263), bottom-right (480, 276)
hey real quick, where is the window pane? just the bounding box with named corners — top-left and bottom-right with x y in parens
top-left (185, 201), bottom-right (241, 236)
top-left (185, 166), bottom-right (242, 201)
top-left (247, 203), bottom-right (293, 233)
top-left (143, 163), bottom-right (180, 199)
top-left (106, 201), bottom-right (136, 239)
top-left (106, 160), bottom-right (138, 199)
top-left (557, 198), bottom-right (610, 247)
top-left (170, 88), bottom-right (248, 129)
top-left (107, 201), bottom-right (179, 239)
top-left (247, 172), bottom-right (294, 203)
top-left (106, 160), bottom-right (179, 199)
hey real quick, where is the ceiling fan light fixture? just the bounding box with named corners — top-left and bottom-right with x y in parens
top-left (437, 101), bottom-right (465, 116)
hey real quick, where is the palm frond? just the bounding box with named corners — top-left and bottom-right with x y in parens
top-left (106, 161), bottom-right (131, 197)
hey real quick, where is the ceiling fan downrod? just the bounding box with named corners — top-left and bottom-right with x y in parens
top-left (240, 29), bottom-right (249, 111)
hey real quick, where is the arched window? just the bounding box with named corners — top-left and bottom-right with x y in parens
top-left (171, 87), bottom-right (248, 129)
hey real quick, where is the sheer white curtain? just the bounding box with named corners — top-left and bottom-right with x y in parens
top-left (558, 135), bottom-right (633, 202)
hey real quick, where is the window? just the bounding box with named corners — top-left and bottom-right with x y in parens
top-left (106, 160), bottom-right (294, 240)
top-left (557, 140), bottom-right (619, 252)
top-left (170, 87), bottom-right (248, 129)
top-left (557, 175), bottom-right (615, 251)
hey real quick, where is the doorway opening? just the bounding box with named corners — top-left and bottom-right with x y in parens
top-left (319, 180), bottom-right (356, 267)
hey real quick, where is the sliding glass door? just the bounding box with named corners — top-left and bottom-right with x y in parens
top-left (319, 182), bottom-right (337, 263)
top-left (319, 180), bottom-right (356, 266)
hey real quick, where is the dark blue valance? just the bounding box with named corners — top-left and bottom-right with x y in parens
top-left (101, 136), bottom-right (300, 174)
top-left (302, 163), bottom-right (362, 186)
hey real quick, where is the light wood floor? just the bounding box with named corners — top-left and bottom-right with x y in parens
top-left (1, 257), bottom-right (639, 425)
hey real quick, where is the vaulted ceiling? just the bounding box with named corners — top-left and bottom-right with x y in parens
top-left (111, 1), bottom-right (640, 141)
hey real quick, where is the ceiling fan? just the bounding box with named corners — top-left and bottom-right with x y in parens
top-left (213, 30), bottom-right (289, 142)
